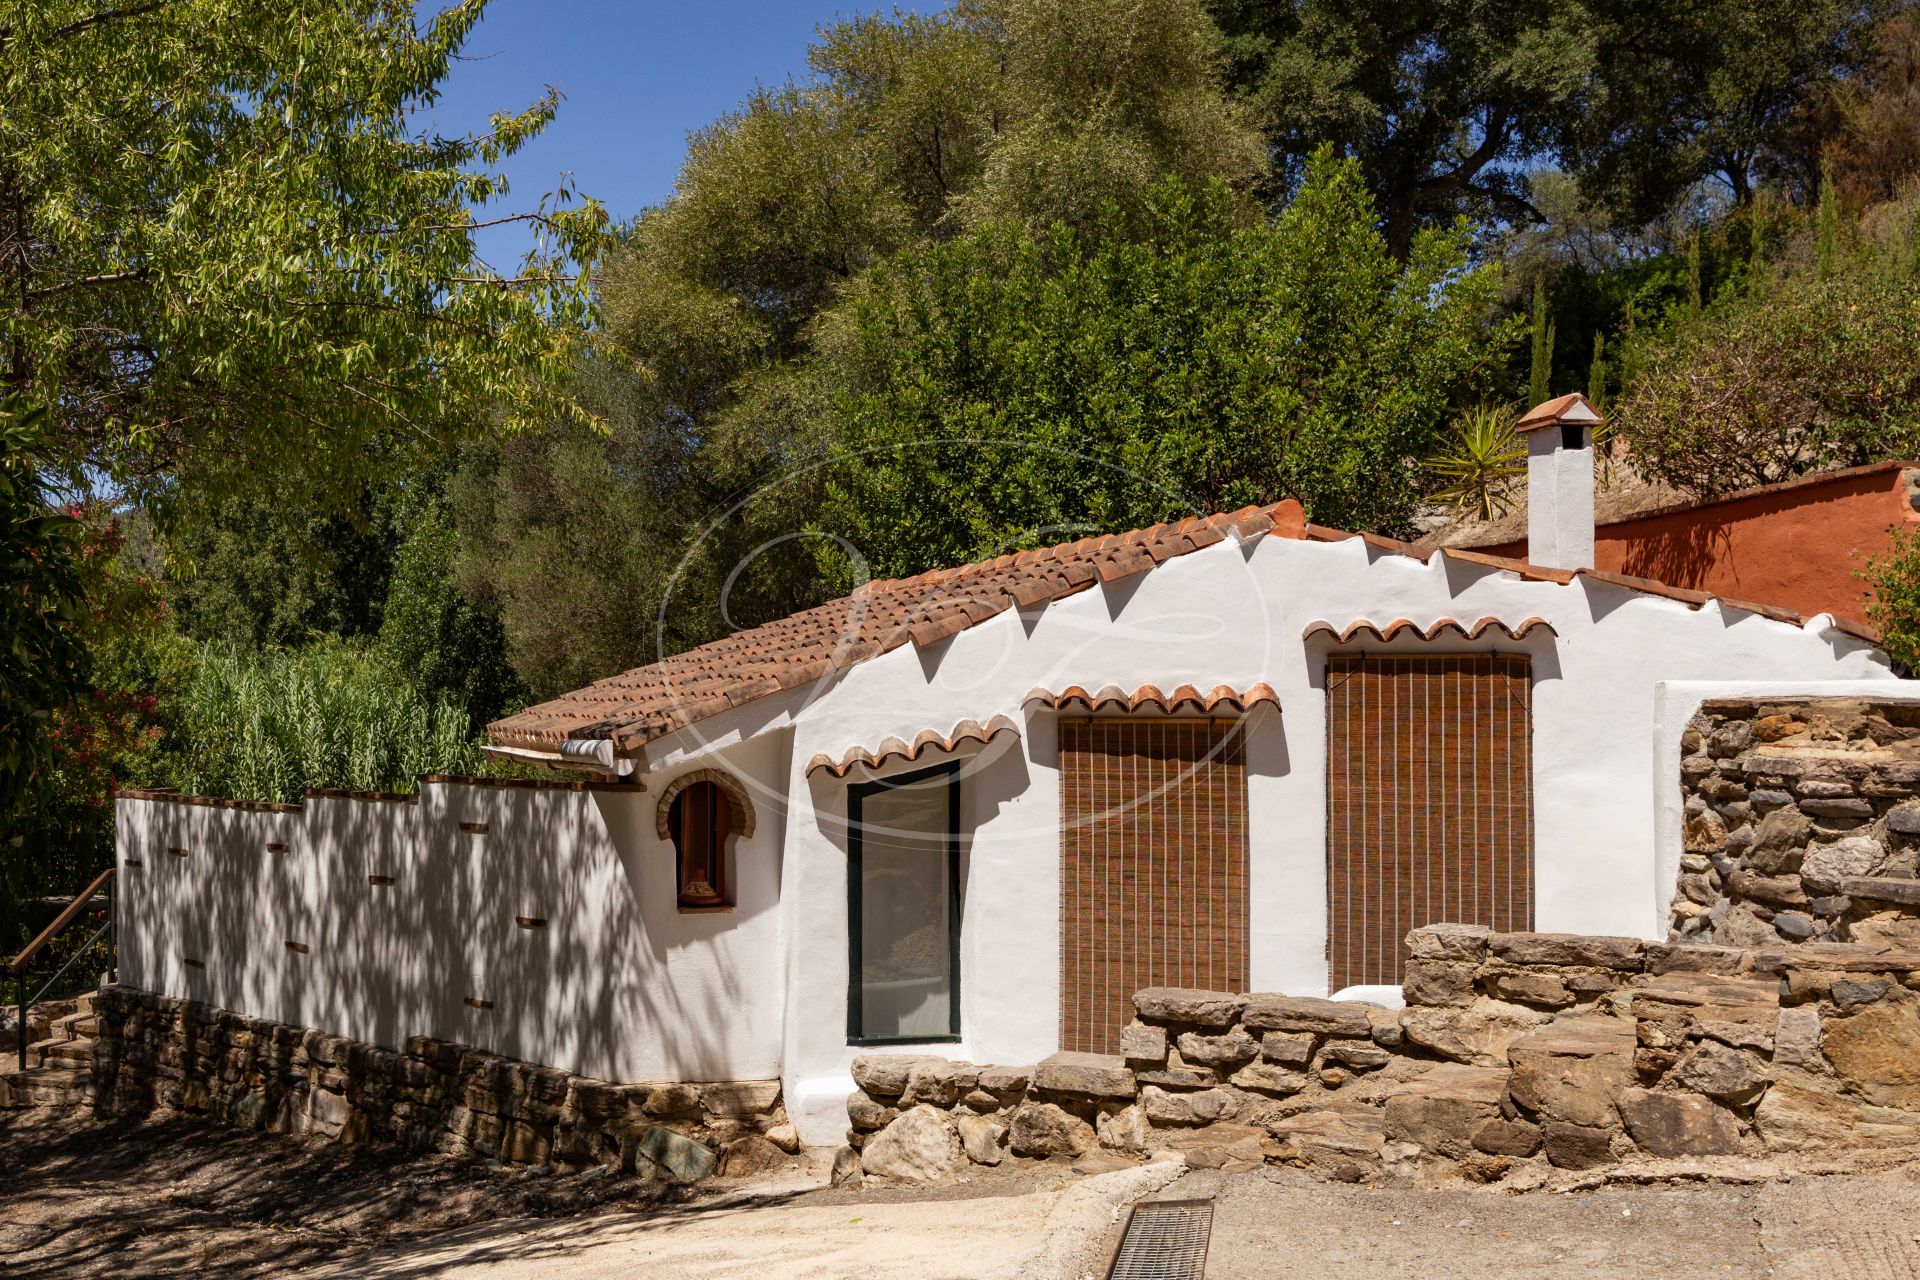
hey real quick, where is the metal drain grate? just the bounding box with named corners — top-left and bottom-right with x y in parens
top-left (1105, 1198), bottom-right (1214, 1280)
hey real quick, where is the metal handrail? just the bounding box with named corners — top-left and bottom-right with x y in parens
top-left (16, 912), bottom-right (113, 1072)
top-left (7, 865), bottom-right (115, 975)
top-left (9, 868), bottom-right (116, 1072)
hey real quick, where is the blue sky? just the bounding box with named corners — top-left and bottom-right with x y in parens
top-left (420, 2), bottom-right (926, 268)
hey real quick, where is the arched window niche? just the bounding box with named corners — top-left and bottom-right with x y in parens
top-left (655, 769), bottom-right (755, 912)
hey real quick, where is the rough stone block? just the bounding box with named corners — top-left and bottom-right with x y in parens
top-left (1135, 1067), bottom-right (1215, 1089)
top-left (1380, 1066), bottom-right (1507, 1157)
top-left (626, 1124), bottom-right (717, 1183)
top-left (1140, 1084), bottom-right (1238, 1127)
top-left (1485, 969), bottom-right (1575, 1008)
top-left (1175, 1028), bottom-right (1258, 1067)
top-left (1820, 1002), bottom-right (1920, 1108)
top-left (1489, 933), bottom-right (1644, 971)
top-left (1405, 923), bottom-right (1491, 963)
top-left (1034, 1052), bottom-right (1134, 1099)
top-left (977, 1064), bottom-right (1032, 1094)
top-left (1240, 995), bottom-right (1372, 1038)
top-left (1132, 988), bottom-right (1244, 1027)
top-left (1471, 1117), bottom-right (1542, 1157)
top-left (1838, 876), bottom-right (1920, 908)
top-left (851, 1055), bottom-right (942, 1099)
top-left (1008, 1101), bottom-right (1094, 1157)
top-left (957, 1113), bottom-right (1007, 1165)
top-left (1618, 1089), bottom-right (1744, 1157)
top-left (900, 1061), bottom-right (979, 1107)
top-left (1261, 1031), bottom-right (1315, 1066)
top-left (1505, 1018), bottom-right (1635, 1129)
top-left (846, 1089), bottom-right (898, 1132)
top-left (701, 1079), bottom-right (783, 1119)
top-left (1118, 1024), bottom-right (1167, 1063)
top-left (1541, 1121), bottom-right (1616, 1170)
top-left (1228, 1063), bottom-right (1307, 1096)
top-left (1095, 1104), bottom-right (1148, 1156)
top-left (862, 1105), bottom-right (962, 1182)
top-left (1401, 1000), bottom-right (1550, 1068)
top-left (1402, 961), bottom-right (1477, 1007)
top-left (1801, 838), bottom-right (1884, 894)
top-left (1323, 1041), bottom-right (1390, 1070)
top-left (1673, 1041), bottom-right (1770, 1104)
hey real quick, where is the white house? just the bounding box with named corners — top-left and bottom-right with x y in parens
top-left (114, 395), bottom-right (1905, 1145)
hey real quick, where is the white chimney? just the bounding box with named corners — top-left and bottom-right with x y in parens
top-left (1517, 392), bottom-right (1600, 571)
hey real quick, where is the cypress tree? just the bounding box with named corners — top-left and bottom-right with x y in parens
top-left (1528, 279), bottom-right (1555, 407)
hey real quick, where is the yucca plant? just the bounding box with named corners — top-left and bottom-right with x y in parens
top-left (1427, 404), bottom-right (1526, 522)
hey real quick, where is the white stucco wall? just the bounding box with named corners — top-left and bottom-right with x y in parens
top-left (631, 531), bottom-right (1892, 1144)
top-left (115, 728), bottom-right (792, 1084)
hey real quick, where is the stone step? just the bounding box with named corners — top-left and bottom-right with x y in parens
top-left (49, 1012), bottom-right (99, 1039)
top-left (0, 1067), bottom-right (92, 1109)
top-left (40, 1036), bottom-right (95, 1064)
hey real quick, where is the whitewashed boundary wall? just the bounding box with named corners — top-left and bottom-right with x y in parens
top-left (114, 755), bottom-right (789, 1086)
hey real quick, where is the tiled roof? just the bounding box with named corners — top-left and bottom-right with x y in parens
top-left (1022, 684), bottom-right (1282, 715)
top-left (1302, 617), bottom-right (1555, 644)
top-left (806, 715), bottom-right (1022, 779)
top-left (1516, 392), bottom-right (1600, 432)
top-left (487, 501), bottom-right (1882, 758)
top-left (488, 503), bottom-right (1304, 754)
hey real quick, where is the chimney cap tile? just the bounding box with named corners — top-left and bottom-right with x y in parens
top-left (1517, 391), bottom-right (1601, 432)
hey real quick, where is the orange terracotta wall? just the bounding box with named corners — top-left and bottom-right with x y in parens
top-left (1481, 467), bottom-right (1919, 626)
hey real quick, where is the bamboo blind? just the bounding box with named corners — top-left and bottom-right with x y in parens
top-left (1059, 717), bottom-right (1249, 1055)
top-left (1324, 653), bottom-right (1534, 991)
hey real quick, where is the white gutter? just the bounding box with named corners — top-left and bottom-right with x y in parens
top-left (480, 740), bottom-right (639, 779)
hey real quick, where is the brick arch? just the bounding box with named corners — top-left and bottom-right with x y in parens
top-left (655, 768), bottom-right (756, 841)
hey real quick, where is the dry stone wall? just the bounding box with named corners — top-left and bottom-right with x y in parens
top-left (1672, 698), bottom-right (1920, 947)
top-left (839, 926), bottom-right (1920, 1185)
top-left (86, 986), bottom-right (797, 1183)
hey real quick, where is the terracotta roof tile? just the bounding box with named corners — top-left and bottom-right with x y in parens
top-left (488, 494), bottom-right (1882, 757)
top-left (1302, 617), bottom-right (1556, 644)
top-left (806, 715), bottom-right (1022, 779)
top-left (1023, 683), bottom-right (1282, 715)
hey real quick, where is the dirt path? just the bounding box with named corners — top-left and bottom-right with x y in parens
top-left (1196, 1164), bottom-right (1920, 1280)
top-left (9, 1109), bottom-right (1920, 1280)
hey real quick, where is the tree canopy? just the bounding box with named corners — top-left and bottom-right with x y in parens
top-left (0, 0), bottom-right (607, 515)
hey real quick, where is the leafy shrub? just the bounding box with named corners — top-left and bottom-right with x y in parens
top-left (169, 641), bottom-right (481, 803)
top-left (816, 154), bottom-right (1515, 578)
top-left (1866, 526), bottom-right (1920, 672)
top-left (1613, 191), bottom-right (1920, 494)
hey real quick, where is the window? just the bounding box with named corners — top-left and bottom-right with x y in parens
top-left (668, 780), bottom-right (731, 909)
top-left (1059, 717), bottom-right (1248, 1054)
top-left (847, 763), bottom-right (960, 1044)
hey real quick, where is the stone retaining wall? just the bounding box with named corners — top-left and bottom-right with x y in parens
top-left (1672, 697), bottom-right (1920, 946)
top-left (839, 927), bottom-right (1920, 1185)
top-left (89, 986), bottom-right (797, 1183)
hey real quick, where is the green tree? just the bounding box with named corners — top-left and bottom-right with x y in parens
top-left (377, 488), bottom-right (524, 729)
top-left (1612, 187), bottom-right (1920, 492)
top-left (0, 0), bottom-right (606, 516)
top-left (163, 488), bottom-right (396, 650)
top-left (460, 0), bottom-right (1265, 690)
top-left (1528, 280), bottom-right (1557, 406)
top-left (0, 398), bottom-right (88, 914)
top-left (1564, 0), bottom-right (1884, 219)
top-left (1212, 0), bottom-right (1595, 257)
top-left (813, 156), bottom-right (1515, 579)
top-left (1212, 0), bottom-right (1885, 255)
